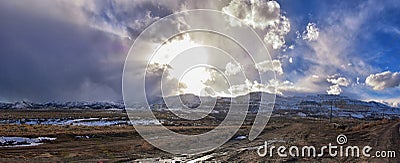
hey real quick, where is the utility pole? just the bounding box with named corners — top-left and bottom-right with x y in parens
top-left (330, 100), bottom-right (333, 123)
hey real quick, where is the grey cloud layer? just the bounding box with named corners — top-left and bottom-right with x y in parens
top-left (0, 0), bottom-right (180, 102)
top-left (1, 0), bottom-right (398, 104)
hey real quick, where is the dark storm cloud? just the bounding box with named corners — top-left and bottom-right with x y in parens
top-left (84, 0), bottom-right (173, 39)
top-left (0, 1), bottom-right (176, 102)
top-left (0, 3), bottom-right (125, 102)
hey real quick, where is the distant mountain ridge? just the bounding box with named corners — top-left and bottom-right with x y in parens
top-left (149, 92), bottom-right (400, 119)
top-left (152, 92), bottom-right (398, 109)
top-left (0, 93), bottom-right (398, 112)
top-left (0, 101), bottom-right (124, 110)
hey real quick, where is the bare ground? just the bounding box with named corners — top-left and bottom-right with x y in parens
top-left (0, 110), bottom-right (398, 162)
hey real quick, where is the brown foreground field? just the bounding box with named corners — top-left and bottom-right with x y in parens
top-left (0, 110), bottom-right (398, 162)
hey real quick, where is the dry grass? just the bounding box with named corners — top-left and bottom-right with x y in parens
top-left (0, 124), bottom-right (136, 137)
top-left (0, 109), bottom-right (398, 162)
top-left (140, 141), bottom-right (155, 151)
top-left (349, 118), bottom-right (390, 131)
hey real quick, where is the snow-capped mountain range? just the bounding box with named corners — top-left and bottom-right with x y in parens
top-left (150, 92), bottom-right (400, 119)
top-left (0, 101), bottom-right (124, 110)
top-left (0, 93), bottom-right (399, 119)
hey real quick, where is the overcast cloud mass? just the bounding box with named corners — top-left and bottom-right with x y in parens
top-left (0, 0), bottom-right (399, 106)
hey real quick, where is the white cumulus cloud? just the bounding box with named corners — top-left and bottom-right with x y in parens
top-left (255, 59), bottom-right (283, 75)
top-left (366, 71), bottom-right (400, 90)
top-left (224, 62), bottom-right (242, 76)
top-left (327, 84), bottom-right (342, 95)
top-left (222, 0), bottom-right (280, 30)
top-left (327, 76), bottom-right (350, 86)
top-left (302, 22), bottom-right (319, 41)
top-left (228, 79), bottom-right (306, 96)
top-left (222, 0), bottom-right (290, 49)
top-left (326, 76), bottom-right (350, 95)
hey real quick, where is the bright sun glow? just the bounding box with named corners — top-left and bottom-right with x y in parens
top-left (150, 34), bottom-right (201, 64)
top-left (179, 67), bottom-right (211, 95)
top-left (150, 34), bottom-right (212, 96)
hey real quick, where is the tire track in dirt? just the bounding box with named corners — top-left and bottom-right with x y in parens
top-left (372, 121), bottom-right (400, 163)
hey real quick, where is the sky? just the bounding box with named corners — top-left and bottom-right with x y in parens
top-left (0, 0), bottom-right (399, 107)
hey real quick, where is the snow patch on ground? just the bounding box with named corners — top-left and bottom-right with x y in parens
top-left (234, 135), bottom-right (247, 140)
top-left (0, 136), bottom-right (56, 147)
top-left (0, 118), bottom-right (163, 126)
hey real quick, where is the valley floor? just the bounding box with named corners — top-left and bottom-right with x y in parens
top-left (0, 110), bottom-right (398, 162)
